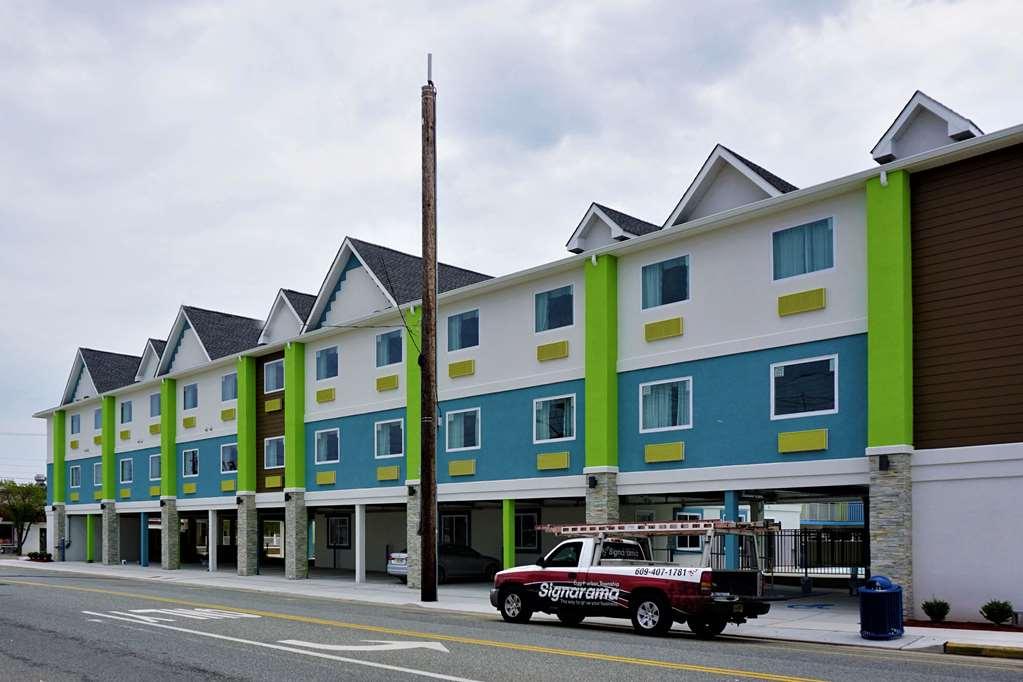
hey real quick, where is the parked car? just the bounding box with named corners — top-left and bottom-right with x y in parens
top-left (387, 544), bottom-right (500, 584)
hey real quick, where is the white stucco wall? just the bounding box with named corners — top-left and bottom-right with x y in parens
top-left (177, 365), bottom-right (239, 444)
top-left (322, 266), bottom-right (393, 327)
top-left (70, 367), bottom-right (97, 402)
top-left (892, 108), bottom-right (955, 160)
top-left (114, 384), bottom-right (163, 454)
top-left (261, 298), bottom-right (302, 345)
top-left (66, 401), bottom-right (102, 462)
top-left (684, 163), bottom-right (771, 222)
top-left (166, 327), bottom-right (207, 374)
top-left (136, 348), bottom-right (159, 381)
top-left (912, 443), bottom-right (1023, 621)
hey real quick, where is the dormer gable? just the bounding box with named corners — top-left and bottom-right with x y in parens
top-left (134, 339), bottom-right (166, 382)
top-left (157, 305), bottom-right (262, 375)
top-left (259, 289), bottom-right (315, 345)
top-left (62, 350), bottom-right (98, 405)
top-left (61, 347), bottom-right (141, 404)
top-left (305, 239), bottom-right (401, 332)
top-left (665, 144), bottom-right (797, 227)
top-left (157, 308), bottom-right (209, 376)
top-left (565, 203), bottom-right (660, 253)
top-left (871, 91), bottom-right (983, 164)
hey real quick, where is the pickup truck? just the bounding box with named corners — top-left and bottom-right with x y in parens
top-left (490, 532), bottom-right (770, 637)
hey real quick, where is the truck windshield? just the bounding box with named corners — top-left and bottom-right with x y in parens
top-left (600, 542), bottom-right (644, 561)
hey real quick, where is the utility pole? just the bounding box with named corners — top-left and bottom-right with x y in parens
top-left (420, 54), bottom-right (438, 602)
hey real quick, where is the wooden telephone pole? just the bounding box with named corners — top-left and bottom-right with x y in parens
top-left (420, 54), bottom-right (438, 602)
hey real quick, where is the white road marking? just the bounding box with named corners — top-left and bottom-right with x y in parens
top-left (81, 611), bottom-right (478, 682)
top-left (281, 639), bottom-right (449, 653)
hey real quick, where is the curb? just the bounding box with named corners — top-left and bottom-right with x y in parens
top-left (944, 642), bottom-right (1023, 660)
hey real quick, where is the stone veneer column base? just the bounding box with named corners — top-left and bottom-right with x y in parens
top-left (405, 484), bottom-right (422, 589)
top-left (101, 502), bottom-right (120, 565)
top-left (237, 493), bottom-right (258, 576)
top-left (585, 471), bottom-right (619, 523)
top-left (52, 505), bottom-right (67, 561)
top-left (285, 490), bottom-right (308, 580)
top-left (868, 451), bottom-right (913, 618)
top-left (161, 498), bottom-right (180, 570)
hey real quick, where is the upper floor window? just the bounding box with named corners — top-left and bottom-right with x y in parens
top-left (93, 462), bottom-right (102, 486)
top-left (264, 436), bottom-right (285, 469)
top-left (640, 377), bottom-right (693, 432)
top-left (376, 330), bottom-right (403, 367)
top-left (773, 218), bottom-right (833, 280)
top-left (70, 414), bottom-right (80, 435)
top-left (264, 359), bottom-right (284, 393)
top-left (642, 255), bottom-right (689, 309)
top-left (534, 394), bottom-right (575, 443)
top-left (182, 449), bottom-right (199, 477)
top-left (93, 409), bottom-right (102, 430)
top-left (221, 372), bottom-right (238, 401)
top-left (119, 458), bottom-right (133, 484)
top-left (447, 309), bottom-right (479, 352)
top-left (69, 465), bottom-right (81, 488)
top-left (120, 400), bottom-right (133, 425)
top-left (315, 428), bottom-right (340, 464)
top-left (446, 408), bottom-right (480, 452)
top-left (221, 443), bottom-right (238, 473)
top-left (149, 453), bottom-right (161, 481)
top-left (374, 419), bottom-right (404, 458)
top-left (771, 355), bottom-right (838, 419)
top-left (183, 383), bottom-right (199, 410)
top-left (535, 285), bottom-right (573, 332)
top-left (149, 393), bottom-right (161, 418)
top-left (316, 346), bottom-right (339, 380)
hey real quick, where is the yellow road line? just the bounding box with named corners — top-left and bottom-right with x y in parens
top-left (6, 578), bottom-right (821, 682)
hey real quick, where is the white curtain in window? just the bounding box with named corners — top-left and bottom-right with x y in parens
top-left (807, 219), bottom-right (833, 271)
top-left (535, 401), bottom-right (551, 439)
top-left (534, 292), bottom-right (550, 332)
top-left (642, 262), bottom-right (662, 309)
top-left (642, 381), bottom-right (687, 429)
top-left (773, 226), bottom-right (807, 279)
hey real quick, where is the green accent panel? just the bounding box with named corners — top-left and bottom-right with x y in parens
top-left (182, 415), bottom-right (197, 429)
top-left (644, 317), bottom-right (683, 342)
top-left (182, 482), bottom-right (197, 495)
top-left (405, 307), bottom-right (423, 480)
top-left (644, 441), bottom-right (685, 464)
top-left (119, 487), bottom-right (131, 499)
top-left (867, 170), bottom-right (914, 447)
top-left (264, 398), bottom-right (282, 413)
top-left (377, 465), bottom-right (400, 481)
top-left (502, 499), bottom-right (515, 569)
top-left (315, 387), bottom-right (336, 403)
top-left (70, 491), bottom-right (79, 502)
top-left (585, 254), bottom-right (618, 468)
top-left (149, 485), bottom-right (160, 497)
top-left (148, 423), bottom-right (160, 435)
top-left (264, 474), bottom-right (282, 488)
top-left (448, 359), bottom-right (476, 378)
top-left (284, 342), bottom-right (306, 489)
top-left (101, 396), bottom-right (115, 500)
top-left (376, 374), bottom-right (399, 392)
top-left (93, 435), bottom-right (102, 445)
top-left (92, 490), bottom-right (102, 501)
top-left (85, 515), bottom-right (95, 562)
top-left (119, 429), bottom-right (131, 441)
top-left (220, 479), bottom-right (236, 492)
top-left (536, 340), bottom-right (569, 362)
top-left (236, 357), bottom-right (257, 493)
top-left (315, 470), bottom-right (336, 485)
top-left (778, 288), bottom-right (827, 317)
top-left (70, 439), bottom-right (79, 450)
top-left (220, 407), bottom-right (236, 422)
top-left (448, 459), bottom-right (476, 477)
top-left (536, 451), bottom-right (570, 470)
top-left (160, 378), bottom-right (177, 497)
top-left (52, 411), bottom-right (66, 504)
top-left (778, 428), bottom-right (829, 453)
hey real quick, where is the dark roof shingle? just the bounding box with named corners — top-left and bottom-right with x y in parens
top-left (594, 203), bottom-right (660, 236)
top-left (79, 348), bottom-right (142, 394)
top-left (149, 338), bottom-right (167, 357)
top-left (723, 146), bottom-right (798, 194)
top-left (182, 306), bottom-right (264, 361)
top-left (282, 289), bottom-right (316, 323)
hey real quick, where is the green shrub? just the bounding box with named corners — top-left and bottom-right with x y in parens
top-left (921, 598), bottom-right (950, 623)
top-left (979, 599), bottom-right (1015, 625)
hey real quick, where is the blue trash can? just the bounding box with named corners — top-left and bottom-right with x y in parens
top-left (858, 575), bottom-right (904, 640)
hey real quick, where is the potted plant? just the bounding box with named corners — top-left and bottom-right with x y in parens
top-left (921, 598), bottom-right (950, 623)
top-left (979, 599), bottom-right (1015, 625)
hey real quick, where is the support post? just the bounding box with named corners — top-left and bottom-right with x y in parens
top-left (236, 356), bottom-right (259, 576)
top-left (284, 342), bottom-right (308, 580)
top-left (502, 499), bottom-right (515, 569)
top-left (140, 511), bottom-right (149, 567)
top-left (723, 491), bottom-right (740, 570)
top-left (405, 307), bottom-right (423, 590)
top-left (584, 254), bottom-right (619, 523)
top-left (160, 378), bottom-right (179, 570)
top-left (51, 410), bottom-right (67, 562)
top-left (86, 514), bottom-right (95, 563)
top-left (355, 504), bottom-right (366, 584)
top-left (100, 396), bottom-right (119, 565)
top-left (207, 509), bottom-right (218, 572)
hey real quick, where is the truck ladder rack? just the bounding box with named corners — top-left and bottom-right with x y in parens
top-left (537, 520), bottom-right (780, 538)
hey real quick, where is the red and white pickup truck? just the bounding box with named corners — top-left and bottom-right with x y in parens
top-left (490, 521), bottom-right (773, 637)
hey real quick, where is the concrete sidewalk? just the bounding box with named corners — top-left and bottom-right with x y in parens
top-left (7, 558), bottom-right (1023, 654)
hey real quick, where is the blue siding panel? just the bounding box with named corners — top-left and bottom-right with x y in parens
top-left (176, 434), bottom-right (240, 498)
top-left (117, 446), bottom-right (160, 500)
top-left (304, 406), bottom-right (407, 490)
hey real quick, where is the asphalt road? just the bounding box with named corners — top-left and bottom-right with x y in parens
top-left (0, 566), bottom-right (1019, 681)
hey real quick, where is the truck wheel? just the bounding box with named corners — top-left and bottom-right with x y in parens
top-left (557, 610), bottom-right (585, 626)
top-left (499, 588), bottom-right (532, 624)
top-left (687, 617), bottom-right (728, 638)
top-left (630, 594), bottom-right (673, 635)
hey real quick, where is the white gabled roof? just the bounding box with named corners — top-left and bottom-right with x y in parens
top-left (302, 238), bottom-right (397, 333)
top-left (134, 339), bottom-right (166, 382)
top-left (155, 307), bottom-right (211, 376)
top-left (258, 289), bottom-right (306, 344)
top-left (871, 91), bottom-right (983, 164)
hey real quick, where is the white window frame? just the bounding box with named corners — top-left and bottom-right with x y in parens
top-left (314, 428), bottom-right (341, 464)
top-left (70, 465), bottom-right (81, 488)
top-left (93, 409), bottom-right (102, 430)
top-left (445, 407), bottom-right (481, 452)
top-left (182, 449), bottom-right (199, 478)
top-left (532, 393), bottom-right (577, 445)
top-left (149, 393), bottom-right (161, 418)
top-left (119, 458), bottom-right (133, 484)
top-left (221, 372), bottom-right (238, 402)
top-left (93, 462), bottom-right (102, 486)
top-left (149, 453), bottom-right (161, 481)
top-left (533, 283), bottom-right (575, 335)
top-left (639, 251), bottom-right (692, 311)
top-left (263, 359), bottom-right (285, 394)
top-left (769, 354), bottom-right (839, 421)
top-left (514, 510), bottom-right (540, 552)
top-left (220, 443), bottom-right (239, 474)
top-left (120, 400), bottom-right (133, 425)
top-left (374, 418), bottom-right (404, 459)
top-left (263, 436), bottom-right (285, 470)
top-left (375, 330), bottom-right (403, 368)
top-left (182, 383), bottom-right (199, 411)
top-left (70, 413), bottom-right (81, 435)
top-left (446, 307), bottom-right (481, 354)
top-left (638, 376), bottom-right (694, 434)
top-left (769, 217), bottom-right (837, 284)
top-left (674, 510), bottom-right (703, 552)
top-left (315, 345), bottom-right (340, 381)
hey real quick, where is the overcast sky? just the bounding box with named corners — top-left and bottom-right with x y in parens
top-left (1, 0), bottom-right (1021, 482)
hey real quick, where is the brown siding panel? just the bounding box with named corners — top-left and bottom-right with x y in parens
top-left (256, 351), bottom-right (285, 492)
top-left (911, 142), bottom-right (1023, 449)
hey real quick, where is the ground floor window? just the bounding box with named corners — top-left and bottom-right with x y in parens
top-left (515, 511), bottom-right (539, 552)
top-left (674, 510), bottom-right (702, 551)
top-left (327, 515), bottom-right (351, 549)
top-left (440, 513), bottom-right (470, 546)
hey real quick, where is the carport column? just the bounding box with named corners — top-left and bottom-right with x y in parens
top-left (236, 356), bottom-right (258, 576)
top-left (284, 342), bottom-right (308, 580)
top-left (207, 509), bottom-right (218, 572)
top-left (866, 170), bottom-right (914, 617)
top-left (139, 511), bottom-right (149, 567)
top-left (722, 491), bottom-right (740, 570)
top-left (584, 254), bottom-right (619, 523)
top-left (404, 306), bottom-right (423, 589)
top-left (501, 499), bottom-right (515, 569)
top-left (160, 378), bottom-right (180, 570)
top-left (100, 396), bottom-right (120, 565)
top-left (51, 410), bottom-right (67, 561)
top-left (354, 504), bottom-right (366, 583)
